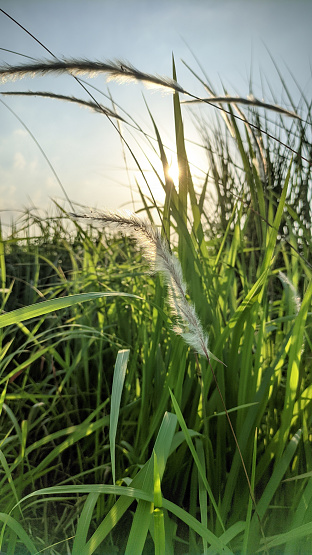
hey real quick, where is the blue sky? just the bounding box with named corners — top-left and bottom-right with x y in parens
top-left (0, 0), bottom-right (311, 226)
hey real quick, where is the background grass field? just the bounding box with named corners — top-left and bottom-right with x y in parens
top-left (0, 51), bottom-right (311, 554)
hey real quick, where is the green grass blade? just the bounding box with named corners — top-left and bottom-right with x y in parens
top-left (257, 521), bottom-right (312, 553)
top-left (0, 513), bottom-right (38, 554)
top-left (85, 412), bottom-right (177, 553)
top-left (13, 482), bottom-right (235, 553)
top-left (0, 292), bottom-right (141, 328)
top-left (169, 388), bottom-right (225, 532)
top-left (125, 496), bottom-right (153, 555)
top-left (242, 428), bottom-right (257, 554)
top-left (162, 498), bottom-right (235, 554)
top-left (153, 451), bottom-right (165, 555)
top-left (0, 380), bottom-right (8, 417)
top-left (259, 159), bottom-right (291, 278)
top-left (278, 277), bottom-right (312, 457)
top-left (0, 226), bottom-right (6, 300)
top-left (72, 492), bottom-right (100, 555)
top-left (196, 438), bottom-right (208, 555)
top-left (285, 476), bottom-right (312, 552)
top-left (248, 429), bottom-right (302, 552)
top-left (206, 521), bottom-right (246, 554)
top-left (110, 349), bottom-right (130, 485)
top-left (124, 414), bottom-right (175, 555)
top-left (0, 451), bottom-right (21, 514)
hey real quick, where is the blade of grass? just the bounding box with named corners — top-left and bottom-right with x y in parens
top-left (72, 492), bottom-right (100, 555)
top-left (85, 412), bottom-right (177, 553)
top-left (248, 429), bottom-right (302, 552)
top-left (0, 513), bottom-right (37, 554)
top-left (242, 427), bottom-right (258, 555)
top-left (196, 438), bottom-right (208, 555)
top-left (153, 451), bottom-right (165, 555)
top-left (169, 387), bottom-right (225, 532)
top-left (0, 292), bottom-right (141, 328)
top-left (110, 349), bottom-right (130, 485)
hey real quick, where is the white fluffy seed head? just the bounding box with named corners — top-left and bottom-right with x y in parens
top-left (71, 209), bottom-right (222, 361)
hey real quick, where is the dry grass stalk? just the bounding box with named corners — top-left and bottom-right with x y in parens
top-left (0, 90), bottom-right (127, 121)
top-left (0, 58), bottom-right (185, 94)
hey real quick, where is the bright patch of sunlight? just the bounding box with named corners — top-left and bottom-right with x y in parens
top-left (166, 158), bottom-right (180, 186)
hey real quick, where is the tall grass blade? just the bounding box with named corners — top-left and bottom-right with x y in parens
top-left (72, 492), bottom-right (99, 555)
top-left (248, 429), bottom-right (302, 552)
top-left (0, 291), bottom-right (141, 328)
top-left (0, 513), bottom-right (37, 554)
top-left (153, 451), bottom-right (166, 555)
top-left (110, 349), bottom-right (130, 485)
top-left (169, 388), bottom-right (224, 531)
top-left (85, 412), bottom-right (177, 553)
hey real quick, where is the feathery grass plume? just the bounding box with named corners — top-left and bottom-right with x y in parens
top-left (71, 209), bottom-right (221, 362)
top-left (0, 58), bottom-right (304, 169)
top-left (0, 58), bottom-right (186, 94)
top-left (0, 59), bottom-right (299, 118)
top-left (182, 94), bottom-right (301, 119)
top-left (0, 91), bottom-right (128, 121)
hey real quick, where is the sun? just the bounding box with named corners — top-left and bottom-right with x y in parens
top-left (166, 159), bottom-right (180, 185)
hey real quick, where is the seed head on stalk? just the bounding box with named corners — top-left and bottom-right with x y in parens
top-left (70, 209), bottom-right (221, 363)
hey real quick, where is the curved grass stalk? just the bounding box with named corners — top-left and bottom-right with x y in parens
top-left (0, 58), bottom-right (186, 94)
top-left (1, 56), bottom-right (307, 171)
top-left (0, 59), bottom-right (299, 119)
top-left (0, 90), bottom-right (128, 122)
top-left (182, 94), bottom-right (301, 119)
top-left (71, 209), bottom-right (218, 361)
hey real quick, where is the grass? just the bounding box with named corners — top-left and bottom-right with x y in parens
top-left (0, 24), bottom-right (312, 554)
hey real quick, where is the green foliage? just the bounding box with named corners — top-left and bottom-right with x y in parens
top-left (0, 56), bottom-right (311, 555)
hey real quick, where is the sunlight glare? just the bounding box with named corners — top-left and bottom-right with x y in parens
top-left (166, 159), bottom-right (180, 185)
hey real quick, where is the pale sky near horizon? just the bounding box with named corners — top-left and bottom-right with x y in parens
top-left (0, 0), bottom-right (311, 228)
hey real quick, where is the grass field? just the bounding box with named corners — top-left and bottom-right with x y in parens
top-left (0, 46), bottom-right (312, 554)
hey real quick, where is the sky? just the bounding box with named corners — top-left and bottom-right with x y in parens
top-left (0, 0), bottom-right (311, 229)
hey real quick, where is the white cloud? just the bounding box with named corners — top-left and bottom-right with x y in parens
top-left (13, 151), bottom-right (26, 170)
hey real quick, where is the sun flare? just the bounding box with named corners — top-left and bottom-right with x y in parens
top-left (166, 159), bottom-right (180, 185)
